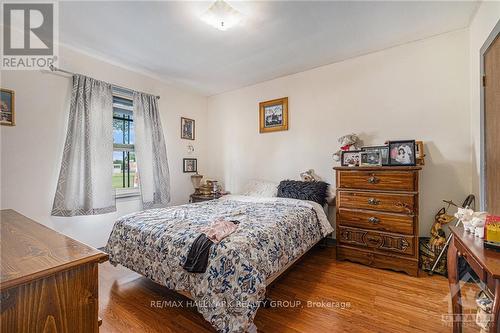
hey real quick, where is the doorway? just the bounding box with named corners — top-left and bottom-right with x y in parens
top-left (483, 28), bottom-right (500, 214)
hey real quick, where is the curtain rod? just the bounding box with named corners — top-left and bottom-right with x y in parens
top-left (48, 65), bottom-right (160, 100)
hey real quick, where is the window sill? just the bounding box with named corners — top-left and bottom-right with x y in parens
top-left (115, 189), bottom-right (141, 199)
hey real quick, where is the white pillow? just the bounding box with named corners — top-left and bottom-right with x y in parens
top-left (241, 180), bottom-right (278, 197)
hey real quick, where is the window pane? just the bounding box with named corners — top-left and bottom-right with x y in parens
top-left (113, 108), bottom-right (134, 145)
top-left (113, 151), bottom-right (138, 189)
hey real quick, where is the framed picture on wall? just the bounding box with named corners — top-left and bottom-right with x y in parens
top-left (259, 97), bottom-right (288, 133)
top-left (0, 89), bottom-right (15, 126)
top-left (183, 158), bottom-right (197, 173)
top-left (181, 117), bottom-right (195, 140)
top-left (389, 140), bottom-right (416, 166)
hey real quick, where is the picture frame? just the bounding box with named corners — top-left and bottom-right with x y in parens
top-left (181, 117), bottom-right (195, 140)
top-left (388, 140), bottom-right (416, 166)
top-left (183, 158), bottom-right (197, 173)
top-left (416, 141), bottom-right (425, 165)
top-left (259, 97), bottom-right (288, 133)
top-left (341, 150), bottom-right (361, 167)
top-left (0, 89), bottom-right (15, 126)
top-left (360, 151), bottom-right (382, 167)
top-left (361, 145), bottom-right (389, 165)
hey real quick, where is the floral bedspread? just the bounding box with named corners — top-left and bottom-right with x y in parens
top-left (105, 195), bottom-right (333, 333)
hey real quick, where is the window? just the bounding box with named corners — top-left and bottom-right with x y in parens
top-left (112, 92), bottom-right (139, 197)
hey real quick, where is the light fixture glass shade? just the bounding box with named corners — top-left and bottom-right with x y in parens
top-left (201, 0), bottom-right (242, 31)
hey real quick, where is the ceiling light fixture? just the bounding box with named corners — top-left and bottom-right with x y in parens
top-left (201, 0), bottom-right (242, 31)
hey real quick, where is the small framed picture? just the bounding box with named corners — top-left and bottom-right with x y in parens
top-left (389, 140), bottom-right (416, 166)
top-left (259, 97), bottom-right (288, 133)
top-left (183, 158), bottom-right (197, 173)
top-left (360, 151), bottom-right (382, 167)
top-left (361, 145), bottom-right (389, 165)
top-left (416, 141), bottom-right (425, 165)
top-left (1, 89), bottom-right (15, 126)
top-left (341, 150), bottom-right (361, 167)
top-left (181, 117), bottom-right (195, 140)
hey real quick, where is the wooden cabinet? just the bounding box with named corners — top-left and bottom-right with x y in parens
top-left (0, 210), bottom-right (108, 333)
top-left (334, 166), bottom-right (421, 276)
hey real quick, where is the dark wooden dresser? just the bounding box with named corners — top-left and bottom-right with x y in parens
top-left (334, 166), bottom-right (421, 276)
top-left (0, 209), bottom-right (108, 333)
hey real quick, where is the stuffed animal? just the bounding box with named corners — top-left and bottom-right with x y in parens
top-left (300, 169), bottom-right (321, 182)
top-left (332, 133), bottom-right (361, 161)
top-left (455, 207), bottom-right (474, 232)
top-left (471, 211), bottom-right (488, 238)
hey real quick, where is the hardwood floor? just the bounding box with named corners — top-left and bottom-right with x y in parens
top-left (99, 246), bottom-right (480, 332)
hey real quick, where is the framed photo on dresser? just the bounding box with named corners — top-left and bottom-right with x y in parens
top-left (388, 140), bottom-right (416, 166)
top-left (341, 150), bottom-right (361, 166)
top-left (361, 145), bottom-right (389, 165)
top-left (360, 151), bottom-right (382, 166)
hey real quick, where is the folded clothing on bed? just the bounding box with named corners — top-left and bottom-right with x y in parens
top-left (183, 234), bottom-right (213, 273)
top-left (183, 219), bottom-right (239, 273)
top-left (201, 219), bottom-right (239, 243)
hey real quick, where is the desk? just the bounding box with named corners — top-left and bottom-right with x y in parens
top-left (447, 226), bottom-right (500, 332)
top-left (1, 209), bottom-right (108, 332)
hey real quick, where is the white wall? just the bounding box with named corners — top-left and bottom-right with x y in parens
top-left (468, 1), bottom-right (500, 204)
top-left (206, 30), bottom-right (471, 236)
top-left (0, 45), bottom-right (207, 248)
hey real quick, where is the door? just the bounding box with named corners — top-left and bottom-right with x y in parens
top-left (484, 32), bottom-right (500, 215)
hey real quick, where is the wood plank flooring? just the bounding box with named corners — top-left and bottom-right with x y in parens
top-left (98, 246), bottom-right (481, 332)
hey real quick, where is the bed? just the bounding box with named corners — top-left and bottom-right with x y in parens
top-left (105, 194), bottom-right (333, 333)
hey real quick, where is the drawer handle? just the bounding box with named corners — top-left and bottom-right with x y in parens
top-left (368, 198), bottom-right (380, 205)
top-left (368, 217), bottom-right (380, 224)
top-left (367, 176), bottom-right (379, 184)
top-left (396, 202), bottom-right (414, 214)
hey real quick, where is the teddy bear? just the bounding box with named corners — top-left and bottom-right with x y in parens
top-left (455, 207), bottom-right (475, 232)
top-left (332, 133), bottom-right (361, 161)
top-left (300, 169), bottom-right (321, 182)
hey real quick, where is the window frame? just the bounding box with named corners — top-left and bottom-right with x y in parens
top-left (112, 91), bottom-right (140, 198)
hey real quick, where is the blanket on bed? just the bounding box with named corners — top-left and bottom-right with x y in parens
top-left (105, 196), bottom-right (333, 333)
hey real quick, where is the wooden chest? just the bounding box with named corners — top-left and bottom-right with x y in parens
top-left (334, 166), bottom-right (421, 276)
top-left (0, 210), bottom-right (108, 332)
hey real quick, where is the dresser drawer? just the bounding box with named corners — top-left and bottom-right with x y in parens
top-left (337, 170), bottom-right (417, 192)
top-left (338, 208), bottom-right (414, 235)
top-left (338, 226), bottom-right (415, 256)
top-left (336, 245), bottom-right (418, 276)
top-left (338, 191), bottom-right (416, 214)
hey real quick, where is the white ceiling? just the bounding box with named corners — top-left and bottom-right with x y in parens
top-left (60, 1), bottom-right (479, 96)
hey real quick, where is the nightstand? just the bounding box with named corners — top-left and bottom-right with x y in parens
top-left (189, 193), bottom-right (224, 203)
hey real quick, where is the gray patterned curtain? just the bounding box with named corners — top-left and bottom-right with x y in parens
top-left (51, 74), bottom-right (115, 216)
top-left (134, 92), bottom-right (170, 209)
